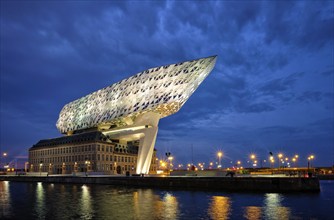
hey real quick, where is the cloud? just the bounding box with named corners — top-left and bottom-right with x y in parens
top-left (263, 1), bottom-right (334, 49)
top-left (259, 72), bottom-right (304, 95)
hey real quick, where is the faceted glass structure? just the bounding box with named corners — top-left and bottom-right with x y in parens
top-left (55, 55), bottom-right (217, 174)
top-left (56, 56), bottom-right (217, 133)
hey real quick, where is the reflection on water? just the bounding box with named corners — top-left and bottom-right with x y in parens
top-left (160, 192), bottom-right (179, 219)
top-left (0, 181), bottom-right (332, 219)
top-left (244, 206), bottom-right (262, 220)
top-left (243, 194), bottom-right (291, 220)
top-left (133, 190), bottom-right (179, 219)
top-left (0, 181), bottom-right (11, 218)
top-left (35, 182), bottom-right (46, 219)
top-left (80, 185), bottom-right (93, 219)
top-left (208, 196), bottom-right (231, 219)
top-left (263, 193), bottom-right (290, 220)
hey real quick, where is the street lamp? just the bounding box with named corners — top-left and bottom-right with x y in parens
top-left (85, 158), bottom-right (90, 176)
top-left (3, 152), bottom-right (7, 168)
top-left (270, 158), bottom-right (275, 169)
top-left (217, 152), bottom-right (223, 168)
top-left (291, 157), bottom-right (298, 167)
top-left (39, 161), bottom-right (43, 176)
top-left (278, 153), bottom-right (283, 169)
top-left (168, 156), bottom-right (174, 173)
top-left (308, 155), bottom-right (315, 170)
top-left (250, 154), bottom-right (256, 167)
top-left (165, 152), bottom-right (172, 175)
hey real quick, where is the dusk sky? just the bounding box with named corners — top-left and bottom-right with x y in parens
top-left (1, 1), bottom-right (333, 168)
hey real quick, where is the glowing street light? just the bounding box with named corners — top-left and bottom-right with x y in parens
top-left (39, 161), bottom-right (43, 176)
top-left (85, 158), bottom-right (90, 176)
top-left (278, 153), bottom-right (283, 169)
top-left (270, 158), bottom-right (275, 168)
top-left (217, 152), bottom-right (223, 168)
top-left (308, 155), bottom-right (315, 170)
top-left (168, 156), bottom-right (174, 169)
top-left (2, 152), bottom-right (7, 167)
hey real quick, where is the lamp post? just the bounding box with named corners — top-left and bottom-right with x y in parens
top-left (39, 161), bottom-right (43, 176)
top-left (294, 155), bottom-right (299, 167)
top-left (308, 155), bottom-right (315, 170)
top-left (278, 153), bottom-right (283, 169)
top-left (85, 159), bottom-right (89, 176)
top-left (250, 154), bottom-right (256, 167)
top-left (269, 156), bottom-right (273, 168)
top-left (217, 152), bottom-right (223, 169)
top-left (3, 152), bottom-right (7, 169)
top-left (165, 152), bottom-right (171, 175)
top-left (292, 158), bottom-right (296, 167)
top-left (168, 156), bottom-right (173, 174)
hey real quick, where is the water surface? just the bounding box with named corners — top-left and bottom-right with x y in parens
top-left (0, 180), bottom-right (333, 219)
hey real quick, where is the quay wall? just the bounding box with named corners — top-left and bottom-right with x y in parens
top-left (0, 176), bottom-right (320, 192)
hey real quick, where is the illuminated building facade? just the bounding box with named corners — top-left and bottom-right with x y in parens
top-left (29, 131), bottom-right (157, 174)
top-left (29, 55), bottom-right (217, 174)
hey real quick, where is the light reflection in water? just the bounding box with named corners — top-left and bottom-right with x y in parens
top-left (263, 193), bottom-right (290, 220)
top-left (36, 182), bottom-right (46, 219)
top-left (133, 189), bottom-right (159, 218)
top-left (133, 190), bottom-right (179, 220)
top-left (244, 206), bottom-right (262, 220)
top-left (161, 192), bottom-right (179, 219)
top-left (0, 181), bottom-right (12, 218)
top-left (208, 196), bottom-right (231, 219)
top-left (2, 181), bottom-right (329, 219)
top-left (80, 185), bottom-right (93, 219)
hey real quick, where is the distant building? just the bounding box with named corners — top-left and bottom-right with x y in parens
top-left (29, 131), bottom-right (157, 174)
top-left (29, 56), bottom-right (217, 174)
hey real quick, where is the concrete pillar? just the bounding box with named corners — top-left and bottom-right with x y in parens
top-left (135, 112), bottom-right (160, 174)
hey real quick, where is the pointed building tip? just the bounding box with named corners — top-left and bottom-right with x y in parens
top-left (204, 55), bottom-right (218, 61)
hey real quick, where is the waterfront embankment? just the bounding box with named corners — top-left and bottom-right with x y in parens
top-left (0, 175), bottom-right (320, 192)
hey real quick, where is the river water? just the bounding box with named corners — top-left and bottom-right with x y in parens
top-left (0, 180), bottom-right (333, 219)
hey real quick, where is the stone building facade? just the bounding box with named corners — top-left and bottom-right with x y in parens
top-left (28, 131), bottom-right (157, 175)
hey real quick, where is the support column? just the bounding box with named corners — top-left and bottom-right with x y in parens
top-left (136, 127), bottom-right (158, 174)
top-left (135, 112), bottom-right (160, 174)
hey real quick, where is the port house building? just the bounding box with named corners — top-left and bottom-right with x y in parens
top-left (29, 56), bottom-right (217, 174)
